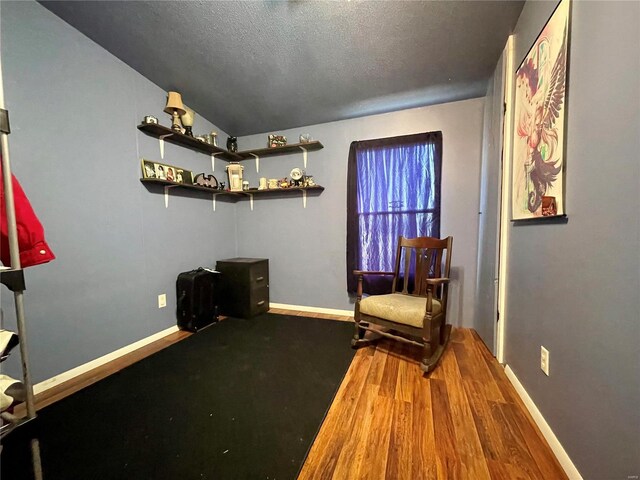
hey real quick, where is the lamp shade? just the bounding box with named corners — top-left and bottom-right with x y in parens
top-left (180, 106), bottom-right (195, 127)
top-left (164, 91), bottom-right (186, 116)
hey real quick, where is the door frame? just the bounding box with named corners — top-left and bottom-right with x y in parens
top-left (496, 35), bottom-right (515, 364)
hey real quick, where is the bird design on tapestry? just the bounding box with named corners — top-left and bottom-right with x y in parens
top-left (517, 24), bottom-right (567, 213)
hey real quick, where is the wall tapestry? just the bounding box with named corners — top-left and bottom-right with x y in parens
top-left (512, 0), bottom-right (570, 220)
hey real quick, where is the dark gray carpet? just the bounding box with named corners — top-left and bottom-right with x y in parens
top-left (1, 313), bottom-right (356, 479)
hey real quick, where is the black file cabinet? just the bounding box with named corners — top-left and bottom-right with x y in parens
top-left (215, 258), bottom-right (269, 318)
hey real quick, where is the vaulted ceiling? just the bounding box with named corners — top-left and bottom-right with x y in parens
top-left (42, 1), bottom-right (524, 136)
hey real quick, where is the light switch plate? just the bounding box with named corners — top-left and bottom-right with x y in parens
top-left (158, 294), bottom-right (167, 309)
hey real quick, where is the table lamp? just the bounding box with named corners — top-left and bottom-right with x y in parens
top-left (180, 106), bottom-right (195, 137)
top-left (164, 91), bottom-right (186, 133)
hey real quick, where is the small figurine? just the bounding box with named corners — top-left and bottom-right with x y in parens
top-left (227, 136), bottom-right (238, 153)
top-left (193, 173), bottom-right (219, 189)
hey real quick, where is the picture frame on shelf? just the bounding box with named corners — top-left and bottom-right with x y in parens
top-left (268, 134), bottom-right (287, 148)
top-left (155, 163), bottom-right (167, 180)
top-left (175, 168), bottom-right (193, 185)
top-left (141, 159), bottom-right (157, 179)
top-left (140, 159), bottom-right (193, 185)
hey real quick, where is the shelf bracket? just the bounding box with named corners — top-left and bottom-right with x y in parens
top-left (249, 193), bottom-right (254, 211)
top-left (250, 153), bottom-right (260, 173)
top-left (211, 192), bottom-right (225, 212)
top-left (164, 185), bottom-right (178, 208)
top-left (211, 153), bottom-right (218, 172)
top-left (302, 189), bottom-right (307, 209)
top-left (299, 146), bottom-right (308, 169)
top-left (158, 134), bottom-right (173, 159)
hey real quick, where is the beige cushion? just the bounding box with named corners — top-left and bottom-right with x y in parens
top-left (359, 293), bottom-right (442, 328)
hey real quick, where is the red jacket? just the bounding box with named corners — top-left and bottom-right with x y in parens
top-left (1, 158), bottom-right (55, 268)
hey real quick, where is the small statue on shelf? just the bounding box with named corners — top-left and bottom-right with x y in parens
top-left (227, 136), bottom-right (238, 153)
top-left (193, 173), bottom-right (219, 189)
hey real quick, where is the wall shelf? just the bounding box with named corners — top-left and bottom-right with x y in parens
top-left (138, 125), bottom-right (325, 207)
top-left (235, 141), bottom-right (323, 160)
top-left (137, 124), bottom-right (323, 165)
top-left (137, 123), bottom-right (241, 161)
top-left (140, 177), bottom-right (324, 202)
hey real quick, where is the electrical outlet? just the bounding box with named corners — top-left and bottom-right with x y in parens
top-left (540, 346), bottom-right (550, 376)
top-left (158, 294), bottom-right (167, 309)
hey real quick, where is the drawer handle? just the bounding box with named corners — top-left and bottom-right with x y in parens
top-left (256, 276), bottom-right (265, 282)
top-left (257, 300), bottom-right (265, 306)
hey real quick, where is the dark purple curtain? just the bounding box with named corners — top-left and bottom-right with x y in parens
top-left (347, 131), bottom-right (442, 294)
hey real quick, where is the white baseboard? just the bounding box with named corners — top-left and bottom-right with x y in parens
top-left (33, 325), bottom-right (180, 395)
top-left (269, 302), bottom-right (354, 320)
top-left (504, 365), bottom-right (582, 480)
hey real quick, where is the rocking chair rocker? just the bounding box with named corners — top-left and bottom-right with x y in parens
top-left (352, 236), bottom-right (453, 374)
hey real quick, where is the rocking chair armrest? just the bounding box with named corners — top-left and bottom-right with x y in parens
top-left (353, 271), bottom-right (394, 300)
top-left (425, 278), bottom-right (449, 314)
top-left (425, 277), bottom-right (450, 285)
top-left (352, 270), bottom-right (395, 276)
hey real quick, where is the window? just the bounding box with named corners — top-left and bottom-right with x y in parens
top-left (346, 131), bottom-right (442, 294)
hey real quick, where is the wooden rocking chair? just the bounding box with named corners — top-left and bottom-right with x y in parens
top-left (352, 236), bottom-right (453, 374)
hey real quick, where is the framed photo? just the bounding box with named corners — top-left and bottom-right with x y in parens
top-left (141, 159), bottom-right (157, 179)
top-left (175, 168), bottom-right (193, 185)
top-left (141, 159), bottom-right (193, 185)
top-left (512, 0), bottom-right (570, 220)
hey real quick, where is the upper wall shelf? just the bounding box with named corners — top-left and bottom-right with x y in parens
top-left (137, 123), bottom-right (324, 164)
top-left (235, 141), bottom-right (324, 160)
top-left (137, 123), bottom-right (241, 161)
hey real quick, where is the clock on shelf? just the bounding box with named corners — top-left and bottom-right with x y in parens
top-left (290, 167), bottom-right (304, 187)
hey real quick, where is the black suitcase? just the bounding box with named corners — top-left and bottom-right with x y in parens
top-left (176, 268), bottom-right (219, 332)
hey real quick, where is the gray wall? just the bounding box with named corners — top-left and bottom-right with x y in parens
top-left (235, 98), bottom-right (484, 328)
top-left (1, 1), bottom-right (237, 383)
top-left (504, 1), bottom-right (640, 478)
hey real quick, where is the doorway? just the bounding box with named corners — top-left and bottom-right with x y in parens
top-left (474, 36), bottom-right (514, 361)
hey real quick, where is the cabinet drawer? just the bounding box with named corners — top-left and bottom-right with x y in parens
top-left (249, 286), bottom-right (269, 316)
top-left (249, 263), bottom-right (269, 285)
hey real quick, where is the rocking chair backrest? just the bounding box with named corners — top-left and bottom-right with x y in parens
top-left (391, 236), bottom-right (453, 303)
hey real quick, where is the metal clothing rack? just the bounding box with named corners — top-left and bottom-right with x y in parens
top-left (0, 34), bottom-right (44, 480)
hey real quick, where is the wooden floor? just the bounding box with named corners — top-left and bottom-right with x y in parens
top-left (298, 326), bottom-right (567, 480)
top-left (20, 309), bottom-right (566, 480)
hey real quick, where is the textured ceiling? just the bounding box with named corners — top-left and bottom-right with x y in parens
top-left (41, 1), bottom-right (524, 136)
